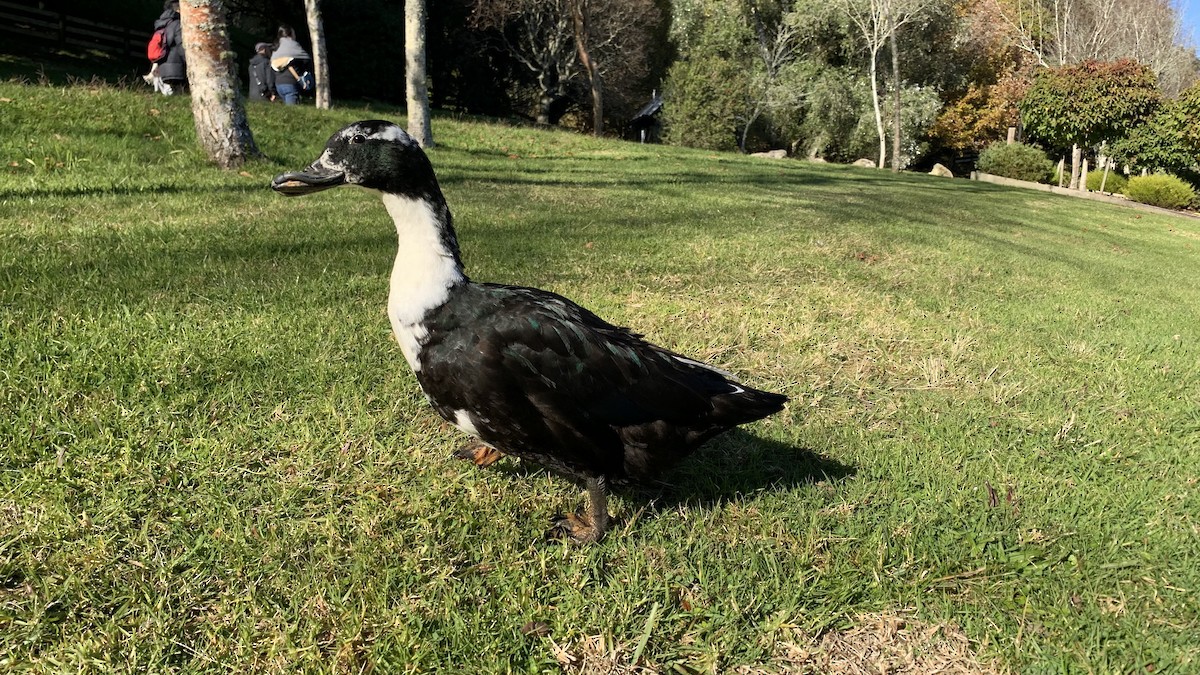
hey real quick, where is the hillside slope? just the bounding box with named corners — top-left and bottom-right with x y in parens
top-left (2, 82), bottom-right (1198, 673)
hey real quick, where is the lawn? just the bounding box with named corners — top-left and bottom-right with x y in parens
top-left (1, 80), bottom-right (1198, 673)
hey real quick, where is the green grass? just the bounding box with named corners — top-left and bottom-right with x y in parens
top-left (2, 80), bottom-right (1199, 673)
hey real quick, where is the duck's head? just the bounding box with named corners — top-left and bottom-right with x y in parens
top-left (272, 120), bottom-right (439, 199)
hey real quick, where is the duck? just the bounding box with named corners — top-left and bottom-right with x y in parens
top-left (272, 120), bottom-right (788, 543)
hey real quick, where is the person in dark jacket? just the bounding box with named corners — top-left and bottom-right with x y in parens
top-left (153, 1), bottom-right (186, 95)
top-left (270, 25), bottom-right (311, 105)
top-left (247, 42), bottom-right (276, 102)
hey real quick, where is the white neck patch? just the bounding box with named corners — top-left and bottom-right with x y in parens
top-left (382, 193), bottom-right (465, 372)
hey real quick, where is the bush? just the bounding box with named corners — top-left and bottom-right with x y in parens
top-left (1086, 169), bottom-right (1128, 193)
top-left (1111, 80), bottom-right (1200, 174)
top-left (662, 17), bottom-right (753, 152)
top-left (662, 54), bottom-right (748, 151)
top-left (977, 142), bottom-right (1055, 183)
top-left (1123, 174), bottom-right (1197, 210)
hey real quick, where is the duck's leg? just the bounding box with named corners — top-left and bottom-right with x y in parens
top-left (453, 440), bottom-right (505, 467)
top-left (550, 476), bottom-right (610, 544)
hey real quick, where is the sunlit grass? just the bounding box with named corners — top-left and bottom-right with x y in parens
top-left (2, 80), bottom-right (1199, 673)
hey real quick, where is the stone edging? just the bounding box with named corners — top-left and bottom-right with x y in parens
top-left (971, 171), bottom-right (1198, 219)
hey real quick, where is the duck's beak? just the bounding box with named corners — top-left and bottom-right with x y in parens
top-left (271, 161), bottom-right (346, 196)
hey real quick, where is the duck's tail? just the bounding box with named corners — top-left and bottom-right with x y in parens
top-left (712, 384), bottom-right (788, 426)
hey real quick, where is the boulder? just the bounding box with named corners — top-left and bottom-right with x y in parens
top-left (751, 149), bottom-right (788, 159)
top-left (929, 163), bottom-right (954, 178)
top-left (853, 158), bottom-right (877, 168)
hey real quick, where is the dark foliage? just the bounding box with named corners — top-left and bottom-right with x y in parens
top-left (36, 0), bottom-right (529, 115)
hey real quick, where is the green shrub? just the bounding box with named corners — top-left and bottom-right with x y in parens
top-left (662, 54), bottom-right (748, 151)
top-left (1123, 174), bottom-right (1197, 210)
top-left (1086, 169), bottom-right (1128, 193)
top-left (662, 17), bottom-right (753, 152)
top-left (977, 142), bottom-right (1055, 183)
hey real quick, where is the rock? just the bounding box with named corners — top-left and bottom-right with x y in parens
top-left (807, 156), bottom-right (827, 163)
top-left (853, 158), bottom-right (877, 168)
top-left (751, 149), bottom-right (788, 159)
top-left (929, 163), bottom-right (954, 178)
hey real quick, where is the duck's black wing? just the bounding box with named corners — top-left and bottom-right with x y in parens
top-left (416, 283), bottom-right (787, 480)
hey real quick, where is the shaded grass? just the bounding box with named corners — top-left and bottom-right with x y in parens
top-left (2, 80), bottom-right (1199, 673)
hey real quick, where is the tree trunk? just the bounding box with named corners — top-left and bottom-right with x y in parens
top-left (889, 14), bottom-right (900, 172)
top-left (404, 0), bottom-right (433, 148)
top-left (178, 0), bottom-right (258, 169)
top-left (535, 72), bottom-right (557, 126)
top-left (570, 0), bottom-right (603, 137)
top-left (740, 104), bottom-right (764, 154)
top-left (303, 0), bottom-right (330, 109)
top-left (589, 72), bottom-right (603, 136)
top-left (869, 46), bottom-right (885, 169)
top-left (1069, 144), bottom-right (1082, 189)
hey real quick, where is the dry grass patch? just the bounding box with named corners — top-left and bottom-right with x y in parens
top-left (549, 611), bottom-right (1007, 674)
top-left (763, 611), bottom-right (1008, 675)
top-left (551, 632), bottom-right (653, 675)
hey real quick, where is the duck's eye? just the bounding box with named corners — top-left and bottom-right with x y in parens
top-left (350, 134), bottom-right (367, 145)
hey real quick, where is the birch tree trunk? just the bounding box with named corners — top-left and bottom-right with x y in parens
top-left (178, 0), bottom-right (258, 168)
top-left (869, 46), bottom-right (886, 168)
top-left (405, 0), bottom-right (434, 148)
top-left (1069, 144), bottom-right (1082, 189)
top-left (303, 0), bottom-right (330, 109)
top-left (889, 14), bottom-right (901, 172)
top-left (836, 0), bottom-right (941, 170)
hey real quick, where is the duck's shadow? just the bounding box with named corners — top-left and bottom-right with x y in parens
top-left (488, 429), bottom-right (854, 515)
top-left (638, 429), bottom-right (855, 511)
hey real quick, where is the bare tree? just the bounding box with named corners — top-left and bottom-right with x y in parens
top-left (569, 0), bottom-right (662, 136)
top-left (474, 0), bottom-right (660, 130)
top-left (406, 0), bottom-right (434, 147)
top-left (994, 0), bottom-right (1119, 66)
top-left (303, 0), bottom-right (331, 109)
top-left (472, 0), bottom-right (577, 125)
top-left (1106, 0), bottom-right (1197, 96)
top-left (740, 6), bottom-right (805, 152)
top-left (833, 0), bottom-right (891, 167)
top-left (569, 0), bottom-right (603, 135)
top-left (889, 19), bottom-right (901, 171)
top-left (833, 0), bottom-right (940, 168)
top-left (991, 0), bottom-right (1197, 95)
top-left (179, 0), bottom-right (259, 168)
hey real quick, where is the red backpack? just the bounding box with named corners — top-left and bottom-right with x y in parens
top-left (147, 28), bottom-right (168, 63)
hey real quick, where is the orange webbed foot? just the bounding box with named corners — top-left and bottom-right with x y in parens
top-left (547, 477), bottom-right (611, 544)
top-left (453, 440), bottom-right (505, 468)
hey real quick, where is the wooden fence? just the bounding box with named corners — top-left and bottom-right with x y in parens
top-left (0, 1), bottom-right (145, 61)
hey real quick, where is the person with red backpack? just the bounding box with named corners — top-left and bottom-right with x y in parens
top-left (144, 1), bottom-right (186, 96)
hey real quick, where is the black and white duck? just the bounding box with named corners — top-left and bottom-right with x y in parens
top-left (272, 120), bottom-right (788, 543)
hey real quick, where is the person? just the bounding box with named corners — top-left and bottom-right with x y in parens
top-left (141, 46), bottom-right (160, 87)
top-left (247, 42), bottom-right (276, 102)
top-left (270, 25), bottom-right (311, 106)
top-left (150, 1), bottom-right (186, 96)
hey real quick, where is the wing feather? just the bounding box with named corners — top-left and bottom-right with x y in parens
top-left (417, 283), bottom-right (776, 478)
